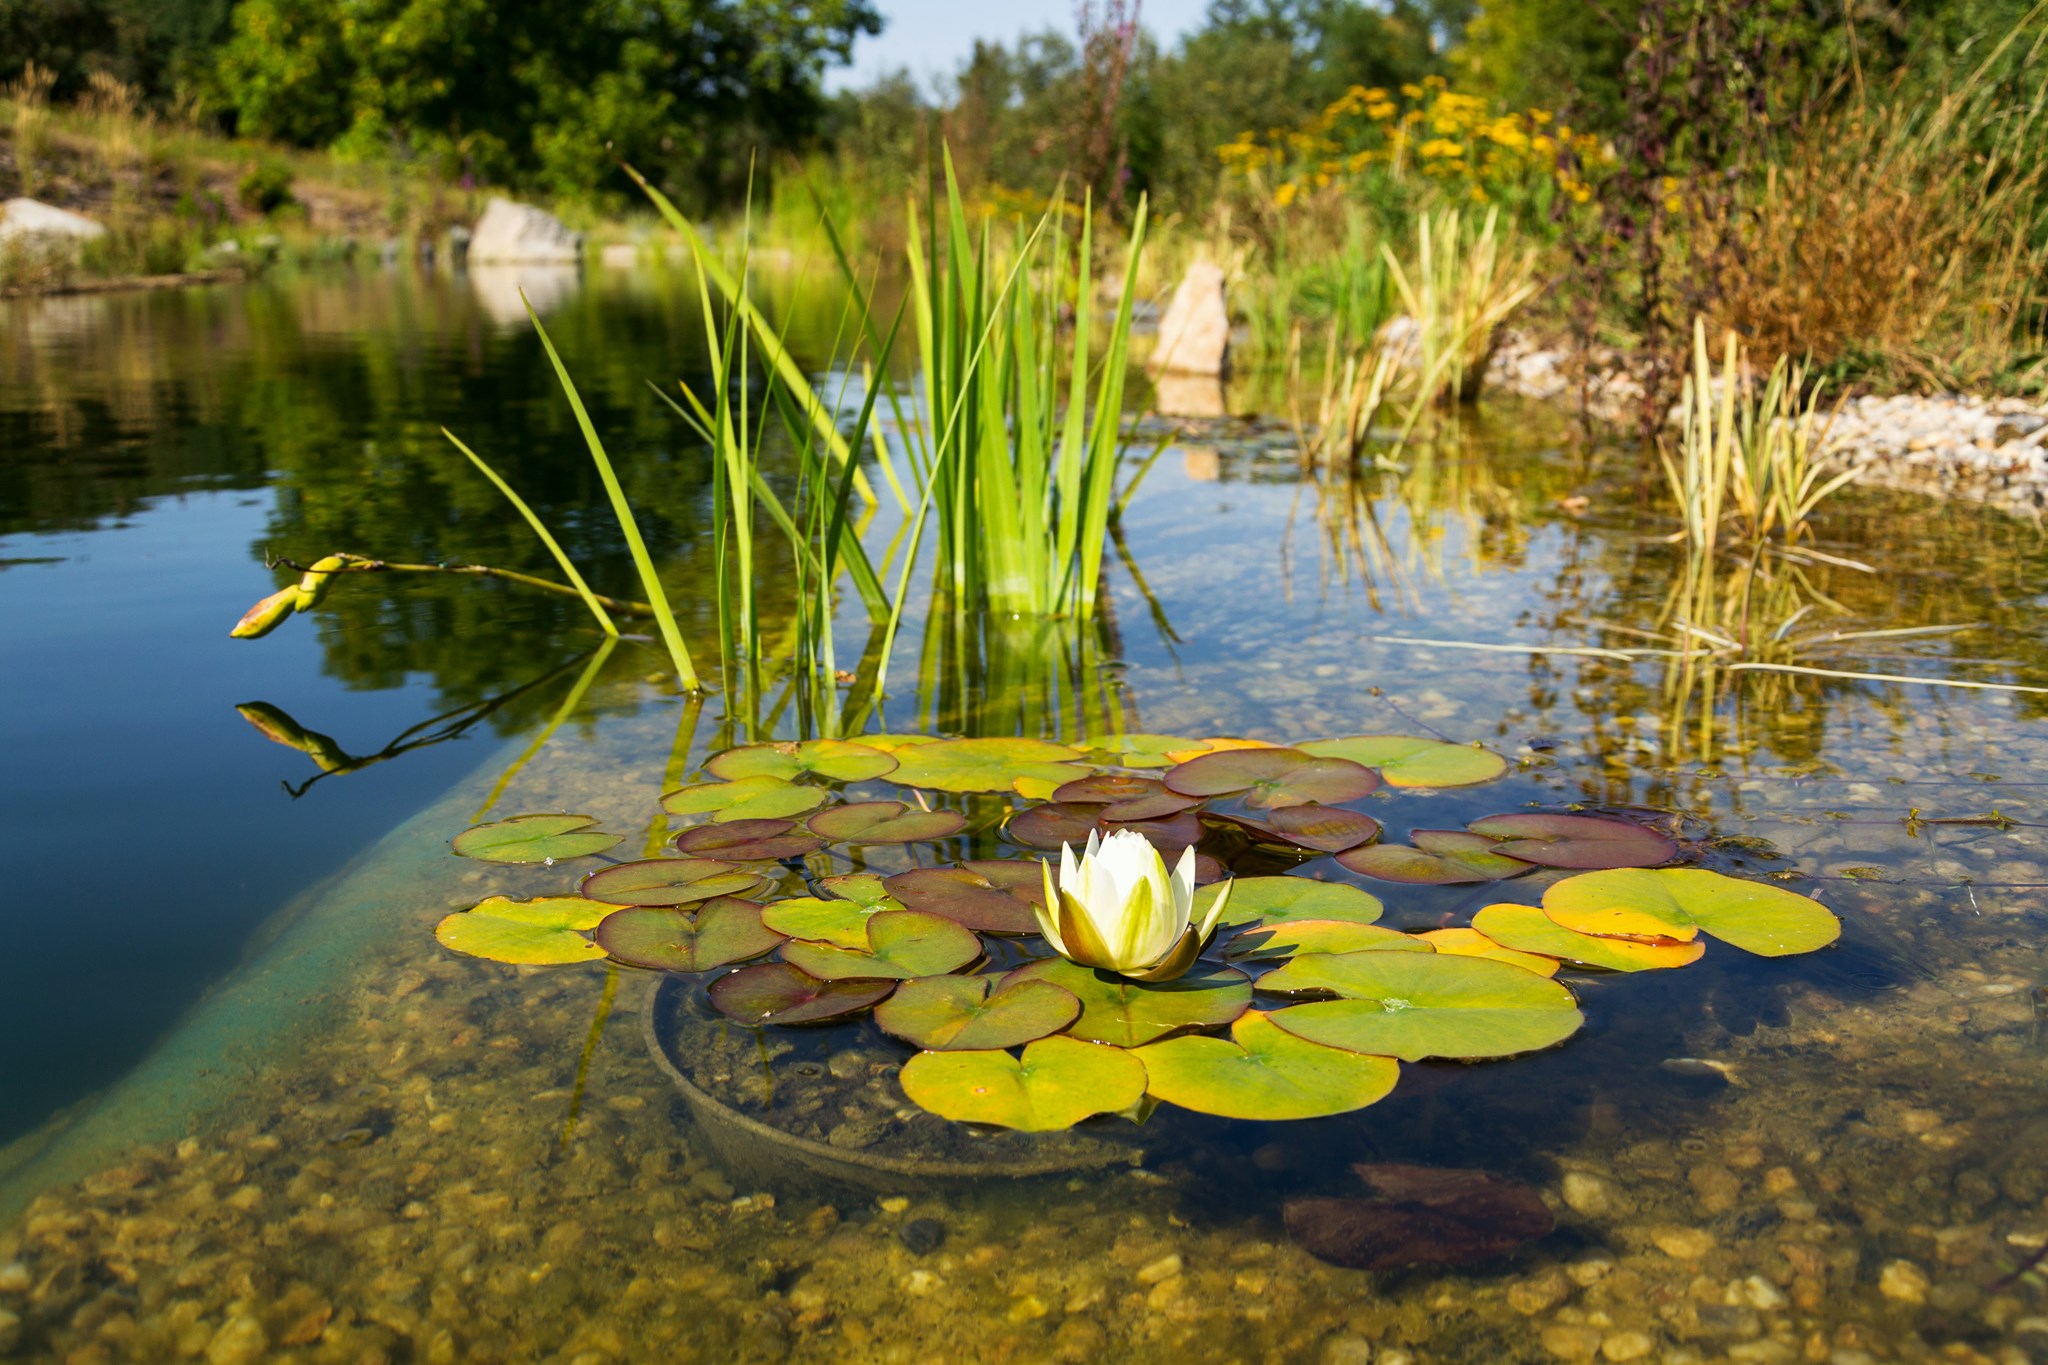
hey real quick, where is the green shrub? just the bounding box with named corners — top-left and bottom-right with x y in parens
top-left (237, 159), bottom-right (297, 215)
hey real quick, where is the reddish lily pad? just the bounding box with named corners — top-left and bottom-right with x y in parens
top-left (1300, 736), bottom-right (1509, 789)
top-left (779, 909), bottom-right (982, 981)
top-left (874, 975), bottom-right (1082, 1051)
top-left (673, 818), bottom-right (825, 862)
top-left (1336, 831), bottom-right (1533, 884)
top-left (660, 777), bottom-right (828, 822)
top-left (1286, 1164), bottom-right (1555, 1270)
top-left (1006, 803), bottom-right (1204, 854)
top-left (1249, 804), bottom-right (1383, 854)
top-left (1136, 1011), bottom-right (1401, 1120)
top-left (708, 962), bottom-right (895, 1026)
top-left (706, 739), bottom-right (898, 783)
top-left (1003, 958), bottom-right (1253, 1047)
top-left (451, 814), bottom-right (621, 863)
top-left (806, 800), bottom-right (968, 844)
top-left (579, 857), bottom-right (769, 906)
top-left (593, 897), bottom-right (784, 972)
top-left (899, 1035), bottom-right (1148, 1132)
top-left (1052, 774), bottom-right (1202, 820)
top-left (1466, 813), bottom-right (1676, 870)
top-left (1163, 747), bottom-right (1380, 810)
top-left (884, 865), bottom-right (1043, 935)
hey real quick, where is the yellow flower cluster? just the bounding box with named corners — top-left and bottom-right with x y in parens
top-left (1217, 77), bottom-right (1608, 210)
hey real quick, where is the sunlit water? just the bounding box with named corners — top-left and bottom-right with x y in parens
top-left (3, 264), bottom-right (2047, 1364)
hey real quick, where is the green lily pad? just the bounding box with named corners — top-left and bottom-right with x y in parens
top-left (673, 818), bottom-right (825, 862)
top-left (706, 739), bottom-right (899, 783)
top-left (1250, 804), bottom-right (1383, 854)
top-left (779, 909), bottom-right (983, 981)
top-left (884, 864), bottom-right (1043, 935)
top-left (1469, 903), bottom-right (1705, 972)
top-left (593, 897), bottom-right (784, 971)
top-left (661, 777), bottom-right (828, 822)
top-left (1136, 1010), bottom-right (1401, 1119)
top-left (435, 896), bottom-right (609, 964)
top-left (1466, 813), bottom-right (1676, 870)
top-left (874, 975), bottom-right (1082, 1051)
top-left (1539, 867), bottom-right (1841, 956)
top-left (1082, 733), bottom-right (1213, 769)
top-left (760, 896), bottom-right (885, 949)
top-left (451, 814), bottom-right (621, 863)
top-left (1224, 920), bottom-right (1430, 962)
top-left (883, 737), bottom-right (1091, 793)
top-left (1337, 831), bottom-right (1533, 884)
top-left (818, 873), bottom-right (902, 909)
top-left (1263, 951), bottom-right (1583, 1061)
top-left (1197, 876), bottom-right (1385, 929)
top-left (579, 858), bottom-right (769, 906)
top-left (1003, 957), bottom-right (1253, 1046)
top-left (708, 962), bottom-right (895, 1026)
top-left (898, 1035), bottom-right (1148, 1132)
top-left (806, 800), bottom-right (967, 844)
top-left (1164, 746), bottom-right (1380, 809)
top-left (1006, 802), bottom-right (1204, 854)
top-left (1418, 927), bottom-right (1561, 977)
top-left (855, 733), bottom-right (942, 752)
top-left (1300, 736), bottom-right (1508, 788)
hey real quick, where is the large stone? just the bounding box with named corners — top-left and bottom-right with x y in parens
top-left (1148, 261), bottom-right (1229, 377)
top-left (0, 197), bottom-right (107, 250)
top-left (467, 198), bottom-right (582, 264)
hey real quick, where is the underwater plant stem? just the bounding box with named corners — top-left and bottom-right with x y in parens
top-left (440, 429), bottom-right (618, 635)
top-left (560, 966), bottom-right (620, 1151)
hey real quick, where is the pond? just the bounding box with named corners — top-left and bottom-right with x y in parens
top-left (3, 261), bottom-right (2047, 1364)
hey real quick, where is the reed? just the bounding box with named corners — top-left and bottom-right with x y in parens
top-left (1381, 206), bottom-right (1538, 405)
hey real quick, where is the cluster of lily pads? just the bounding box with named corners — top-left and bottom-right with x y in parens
top-left (435, 732), bottom-right (1840, 1133)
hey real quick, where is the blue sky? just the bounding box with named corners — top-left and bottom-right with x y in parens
top-left (832, 0), bottom-right (1214, 92)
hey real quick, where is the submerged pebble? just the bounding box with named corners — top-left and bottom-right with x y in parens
top-left (897, 1218), bottom-right (946, 1255)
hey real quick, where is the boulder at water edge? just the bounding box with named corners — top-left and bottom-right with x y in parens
top-left (467, 198), bottom-right (582, 264)
top-left (0, 198), bottom-right (108, 252)
top-left (1148, 261), bottom-right (1230, 378)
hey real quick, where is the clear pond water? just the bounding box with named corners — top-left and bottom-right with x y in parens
top-left (3, 263), bottom-right (2048, 1364)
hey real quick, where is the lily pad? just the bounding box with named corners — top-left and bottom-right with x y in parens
top-left (434, 895), bottom-right (609, 964)
top-left (660, 777), bottom-right (828, 822)
top-left (1466, 813), bottom-right (1676, 870)
top-left (758, 897), bottom-right (884, 949)
top-left (673, 818), bottom-right (825, 862)
top-left (450, 814), bottom-right (620, 863)
top-left (1285, 1163), bottom-right (1555, 1270)
top-left (1164, 747), bottom-right (1380, 809)
top-left (1336, 831), bottom-right (1533, 884)
top-left (1006, 803), bottom-right (1204, 854)
top-left (1249, 804), bottom-right (1383, 854)
top-left (1539, 867), bottom-right (1841, 956)
top-left (874, 975), bottom-right (1082, 1051)
top-left (961, 860), bottom-right (1052, 906)
top-left (1136, 1010), bottom-right (1401, 1120)
top-left (884, 865), bottom-right (1043, 935)
top-left (898, 1035), bottom-right (1149, 1132)
top-left (884, 737), bottom-right (1089, 793)
top-left (708, 962), bottom-right (895, 1026)
top-left (1469, 903), bottom-right (1705, 973)
top-left (806, 801), bottom-right (967, 844)
top-left (818, 873), bottom-right (901, 909)
top-left (854, 733), bottom-right (942, 752)
top-left (779, 909), bottom-right (982, 981)
top-left (1197, 877), bottom-right (1385, 929)
top-left (580, 858), bottom-right (769, 906)
top-left (1003, 958), bottom-right (1253, 1047)
top-left (1052, 773), bottom-right (1202, 820)
top-left (1418, 927), bottom-right (1561, 977)
top-left (1224, 920), bottom-right (1430, 963)
top-left (706, 739), bottom-right (898, 783)
top-left (1300, 736), bottom-right (1509, 789)
top-left (593, 897), bottom-right (784, 972)
top-left (1083, 733), bottom-right (1214, 769)
top-left (1262, 952), bottom-right (1583, 1061)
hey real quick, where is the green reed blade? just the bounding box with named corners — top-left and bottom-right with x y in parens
top-left (440, 429), bottom-right (618, 637)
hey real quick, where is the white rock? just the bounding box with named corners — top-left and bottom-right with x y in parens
top-left (600, 242), bottom-right (639, 269)
top-left (467, 198), bottom-right (582, 264)
top-left (1148, 261), bottom-right (1229, 377)
top-left (0, 197), bottom-right (107, 249)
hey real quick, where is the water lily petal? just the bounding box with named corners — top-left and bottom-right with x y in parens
top-left (1034, 859), bottom-right (1070, 956)
top-left (1195, 877), bottom-right (1235, 940)
top-left (1127, 926), bottom-right (1204, 982)
top-left (1056, 887), bottom-right (1120, 970)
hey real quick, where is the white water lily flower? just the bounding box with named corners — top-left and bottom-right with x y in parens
top-left (1035, 829), bottom-right (1233, 982)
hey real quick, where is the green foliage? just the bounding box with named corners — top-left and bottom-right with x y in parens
top-left (235, 156), bottom-right (295, 214)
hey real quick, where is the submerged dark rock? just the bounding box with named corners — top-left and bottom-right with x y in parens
top-left (897, 1218), bottom-right (946, 1255)
top-left (1284, 1163), bottom-right (1554, 1271)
